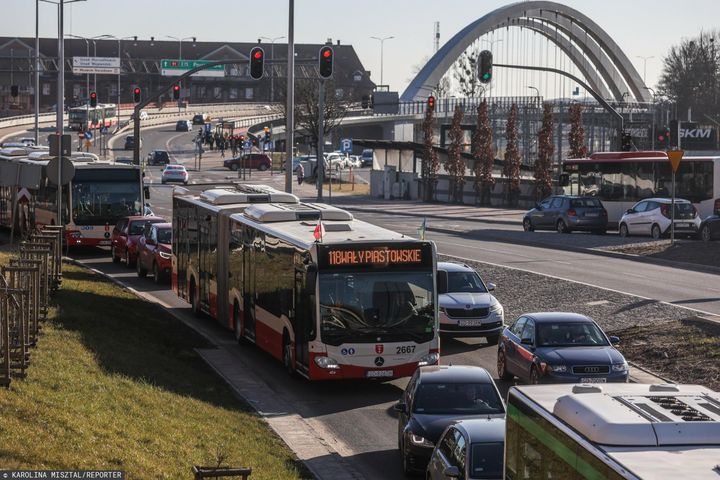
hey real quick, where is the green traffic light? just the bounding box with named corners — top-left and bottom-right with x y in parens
top-left (483, 73), bottom-right (491, 80)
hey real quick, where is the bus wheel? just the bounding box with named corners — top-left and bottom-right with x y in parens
top-left (233, 301), bottom-right (244, 343)
top-left (282, 332), bottom-right (295, 376)
top-left (190, 278), bottom-right (200, 317)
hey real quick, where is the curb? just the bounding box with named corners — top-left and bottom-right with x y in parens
top-left (63, 256), bottom-right (364, 480)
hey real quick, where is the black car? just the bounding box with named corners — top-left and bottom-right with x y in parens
top-left (395, 365), bottom-right (505, 475)
top-left (523, 195), bottom-right (608, 234)
top-left (175, 120), bottom-right (191, 131)
top-left (699, 200), bottom-right (720, 241)
top-left (497, 312), bottom-right (629, 385)
top-left (123, 135), bottom-right (142, 150)
top-left (192, 114), bottom-right (206, 125)
top-left (147, 150), bottom-right (170, 166)
top-left (360, 148), bottom-right (373, 167)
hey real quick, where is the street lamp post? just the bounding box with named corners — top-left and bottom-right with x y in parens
top-left (645, 86), bottom-right (657, 150)
top-left (636, 55), bottom-right (654, 85)
top-left (370, 35), bottom-right (394, 86)
top-left (259, 35), bottom-right (285, 103)
top-left (527, 85), bottom-right (540, 106)
top-left (166, 36), bottom-right (196, 60)
top-left (99, 35), bottom-right (136, 129)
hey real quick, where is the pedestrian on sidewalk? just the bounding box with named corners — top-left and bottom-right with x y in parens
top-left (218, 135), bottom-right (226, 158)
top-left (208, 134), bottom-right (214, 151)
top-left (297, 162), bottom-right (305, 185)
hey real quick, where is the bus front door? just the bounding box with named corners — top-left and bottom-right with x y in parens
top-left (293, 270), bottom-right (311, 373)
top-left (242, 231), bottom-right (256, 342)
top-left (199, 223), bottom-right (211, 312)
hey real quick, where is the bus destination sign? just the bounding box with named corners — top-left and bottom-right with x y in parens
top-left (318, 243), bottom-right (433, 270)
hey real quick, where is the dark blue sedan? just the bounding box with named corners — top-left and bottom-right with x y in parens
top-left (497, 312), bottom-right (628, 384)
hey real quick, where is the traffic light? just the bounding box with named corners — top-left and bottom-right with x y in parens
top-left (427, 95), bottom-right (435, 113)
top-left (479, 50), bottom-right (493, 84)
top-left (133, 87), bottom-right (141, 103)
top-left (172, 84), bottom-right (180, 100)
top-left (89, 91), bottom-right (97, 107)
top-left (657, 127), bottom-right (671, 150)
top-left (361, 95), bottom-right (370, 109)
top-left (319, 46), bottom-right (333, 79)
top-left (250, 47), bottom-right (264, 80)
top-left (263, 126), bottom-right (271, 143)
top-left (669, 119), bottom-right (679, 148)
top-left (10, 85), bottom-right (19, 97)
top-left (621, 131), bottom-right (632, 151)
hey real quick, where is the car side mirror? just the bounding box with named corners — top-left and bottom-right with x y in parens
top-left (521, 337), bottom-right (534, 346)
top-left (626, 208), bottom-right (634, 214)
top-left (487, 283), bottom-right (496, 292)
top-left (393, 402), bottom-right (406, 414)
top-left (608, 336), bottom-right (620, 345)
top-left (535, 203), bottom-right (542, 210)
top-left (443, 466), bottom-right (461, 478)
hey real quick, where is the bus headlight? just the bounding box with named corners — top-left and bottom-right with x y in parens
top-left (418, 352), bottom-right (440, 367)
top-left (314, 356), bottom-right (340, 370)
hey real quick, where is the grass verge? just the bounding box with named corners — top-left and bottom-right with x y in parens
top-left (0, 254), bottom-right (310, 479)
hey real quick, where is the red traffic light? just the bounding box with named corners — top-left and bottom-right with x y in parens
top-left (427, 95), bottom-right (435, 111)
top-left (173, 85), bottom-right (180, 92)
top-left (90, 92), bottom-right (97, 99)
top-left (134, 88), bottom-right (140, 94)
top-left (322, 49), bottom-right (332, 58)
top-left (253, 50), bottom-right (263, 59)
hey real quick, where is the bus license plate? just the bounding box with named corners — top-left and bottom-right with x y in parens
top-left (459, 319), bottom-right (482, 327)
top-left (99, 240), bottom-right (111, 246)
top-left (366, 370), bottom-right (393, 378)
top-left (580, 377), bottom-right (606, 383)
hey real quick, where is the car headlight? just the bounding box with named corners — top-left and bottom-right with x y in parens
top-left (418, 352), bottom-right (440, 367)
top-left (612, 362), bottom-right (628, 372)
top-left (313, 356), bottom-right (340, 370)
top-left (159, 251), bottom-right (171, 259)
top-left (490, 303), bottom-right (503, 314)
top-left (410, 434), bottom-right (435, 448)
top-left (549, 364), bottom-right (567, 373)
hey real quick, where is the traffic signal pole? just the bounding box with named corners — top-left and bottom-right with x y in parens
top-left (285, 0), bottom-right (295, 194)
top-left (316, 80), bottom-right (325, 202)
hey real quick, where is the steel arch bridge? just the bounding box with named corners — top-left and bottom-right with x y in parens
top-left (401, 1), bottom-right (650, 104)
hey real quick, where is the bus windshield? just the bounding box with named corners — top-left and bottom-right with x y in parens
top-left (72, 180), bottom-right (142, 225)
top-left (319, 271), bottom-right (435, 345)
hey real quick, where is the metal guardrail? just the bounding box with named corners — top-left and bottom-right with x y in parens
top-left (0, 226), bottom-right (62, 388)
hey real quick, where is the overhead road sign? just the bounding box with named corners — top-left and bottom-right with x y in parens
top-left (161, 59), bottom-right (225, 78)
top-left (72, 57), bottom-right (120, 75)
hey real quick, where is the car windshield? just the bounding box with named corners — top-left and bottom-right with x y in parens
top-left (72, 181), bottom-right (142, 225)
top-left (129, 219), bottom-right (162, 235)
top-left (446, 272), bottom-right (487, 293)
top-left (412, 383), bottom-right (504, 415)
top-left (157, 228), bottom-right (171, 244)
top-left (319, 271), bottom-right (435, 345)
top-left (537, 322), bottom-right (609, 347)
top-left (470, 442), bottom-right (504, 479)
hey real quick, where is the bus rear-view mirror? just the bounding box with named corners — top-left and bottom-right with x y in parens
top-left (305, 265), bottom-right (317, 295)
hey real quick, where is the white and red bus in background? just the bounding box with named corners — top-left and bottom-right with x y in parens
top-left (0, 146), bottom-right (146, 246)
top-left (561, 151), bottom-right (720, 225)
top-left (173, 185), bottom-right (440, 380)
top-left (68, 103), bottom-right (117, 131)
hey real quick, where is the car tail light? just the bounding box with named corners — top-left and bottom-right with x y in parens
top-left (660, 204), bottom-right (670, 218)
top-left (567, 209), bottom-right (577, 217)
top-left (601, 209), bottom-right (608, 217)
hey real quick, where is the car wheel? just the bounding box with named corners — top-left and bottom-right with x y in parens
top-left (619, 223), bottom-right (629, 238)
top-left (111, 246), bottom-right (120, 263)
top-left (258, 163), bottom-right (269, 172)
top-left (497, 350), bottom-right (513, 381)
top-left (124, 250), bottom-right (135, 268)
top-left (486, 334), bottom-right (500, 345)
top-left (136, 258), bottom-right (147, 278)
top-left (530, 365), bottom-right (540, 385)
top-left (557, 219), bottom-right (569, 234)
top-left (651, 224), bottom-right (662, 240)
top-left (522, 218), bottom-right (534, 232)
top-left (230, 163), bottom-right (239, 171)
top-left (152, 262), bottom-right (161, 284)
top-left (701, 224), bottom-right (711, 242)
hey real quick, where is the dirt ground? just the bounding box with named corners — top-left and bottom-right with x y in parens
top-left (614, 317), bottom-right (720, 391)
top-left (600, 240), bottom-right (720, 269)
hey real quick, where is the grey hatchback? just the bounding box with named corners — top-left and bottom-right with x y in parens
top-left (523, 195), bottom-right (608, 234)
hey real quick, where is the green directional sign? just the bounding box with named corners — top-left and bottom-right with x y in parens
top-left (160, 59), bottom-right (224, 77)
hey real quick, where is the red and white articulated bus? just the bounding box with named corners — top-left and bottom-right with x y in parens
top-left (0, 146), bottom-right (145, 246)
top-left (172, 185), bottom-right (440, 380)
top-left (68, 104), bottom-right (117, 131)
top-left (562, 151), bottom-right (720, 225)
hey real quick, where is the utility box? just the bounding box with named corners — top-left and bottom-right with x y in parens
top-left (373, 91), bottom-right (399, 115)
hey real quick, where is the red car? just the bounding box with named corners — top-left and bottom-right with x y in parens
top-left (110, 216), bottom-right (165, 267)
top-left (223, 153), bottom-right (271, 171)
top-left (136, 222), bottom-right (172, 283)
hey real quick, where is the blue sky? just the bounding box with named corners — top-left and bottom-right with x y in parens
top-left (5, 0), bottom-right (719, 97)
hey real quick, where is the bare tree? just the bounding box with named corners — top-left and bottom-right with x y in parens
top-left (472, 100), bottom-right (494, 205)
top-left (453, 48), bottom-right (485, 98)
top-left (658, 30), bottom-right (720, 120)
top-left (446, 106), bottom-right (466, 203)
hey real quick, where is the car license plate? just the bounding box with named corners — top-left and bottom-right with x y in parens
top-left (580, 377), bottom-right (607, 383)
top-left (675, 223), bottom-right (690, 228)
top-left (366, 370), bottom-right (394, 378)
top-left (458, 319), bottom-right (483, 327)
top-left (99, 240), bottom-right (111, 246)
top-left (585, 212), bottom-right (599, 217)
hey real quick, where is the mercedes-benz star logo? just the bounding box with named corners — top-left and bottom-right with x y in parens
top-left (374, 356), bottom-right (384, 367)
